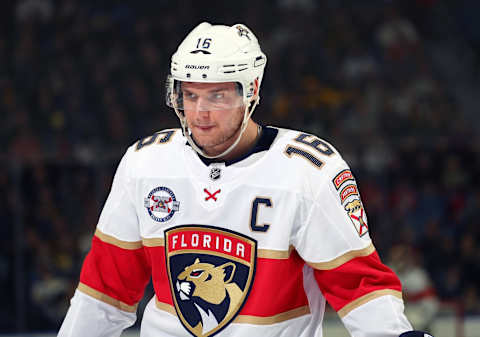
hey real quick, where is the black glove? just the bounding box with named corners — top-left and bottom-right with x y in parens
top-left (399, 332), bottom-right (434, 337)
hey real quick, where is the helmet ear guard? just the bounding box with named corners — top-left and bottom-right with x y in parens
top-left (166, 22), bottom-right (267, 159)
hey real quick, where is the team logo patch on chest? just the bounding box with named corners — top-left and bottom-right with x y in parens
top-left (144, 186), bottom-right (180, 222)
top-left (165, 225), bottom-right (257, 337)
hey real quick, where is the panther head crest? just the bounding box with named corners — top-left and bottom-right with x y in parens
top-left (344, 199), bottom-right (362, 213)
top-left (175, 258), bottom-right (243, 335)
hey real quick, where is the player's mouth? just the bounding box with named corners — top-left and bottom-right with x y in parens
top-left (194, 124), bottom-right (215, 132)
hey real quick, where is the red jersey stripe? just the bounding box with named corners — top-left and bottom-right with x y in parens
top-left (314, 251), bottom-right (402, 315)
top-left (145, 246), bottom-right (309, 317)
top-left (80, 235), bottom-right (151, 307)
top-left (146, 247), bottom-right (173, 306)
top-left (241, 250), bottom-right (309, 316)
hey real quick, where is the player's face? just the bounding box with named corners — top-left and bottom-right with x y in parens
top-left (182, 82), bottom-right (244, 156)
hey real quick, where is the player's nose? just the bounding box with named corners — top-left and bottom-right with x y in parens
top-left (194, 96), bottom-right (211, 113)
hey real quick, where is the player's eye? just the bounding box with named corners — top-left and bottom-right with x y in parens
top-left (184, 91), bottom-right (197, 100)
top-left (209, 92), bottom-right (225, 102)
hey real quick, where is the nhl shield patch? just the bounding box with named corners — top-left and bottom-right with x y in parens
top-left (165, 225), bottom-right (257, 337)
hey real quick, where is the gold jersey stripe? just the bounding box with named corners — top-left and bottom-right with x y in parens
top-left (155, 298), bottom-right (177, 315)
top-left (307, 243), bottom-right (375, 270)
top-left (233, 305), bottom-right (310, 324)
top-left (154, 300), bottom-right (310, 324)
top-left (95, 229), bottom-right (143, 250)
top-left (142, 237), bottom-right (165, 247)
top-left (142, 237), bottom-right (294, 260)
top-left (337, 289), bottom-right (403, 318)
top-left (257, 245), bottom-right (294, 259)
top-left (77, 282), bottom-right (138, 313)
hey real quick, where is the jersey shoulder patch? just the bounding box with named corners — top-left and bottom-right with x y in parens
top-left (328, 164), bottom-right (369, 237)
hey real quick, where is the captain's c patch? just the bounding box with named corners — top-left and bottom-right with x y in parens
top-left (164, 225), bottom-right (257, 337)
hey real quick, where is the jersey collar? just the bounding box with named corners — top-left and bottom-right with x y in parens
top-left (193, 126), bottom-right (279, 167)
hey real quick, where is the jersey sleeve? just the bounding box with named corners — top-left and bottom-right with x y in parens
top-left (57, 290), bottom-right (136, 337)
top-left (293, 158), bottom-right (412, 336)
top-left (58, 146), bottom-right (151, 336)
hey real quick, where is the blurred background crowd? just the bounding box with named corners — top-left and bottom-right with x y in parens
top-left (1, 0), bottom-right (479, 334)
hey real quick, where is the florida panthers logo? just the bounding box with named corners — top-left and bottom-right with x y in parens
top-left (235, 25), bottom-right (251, 40)
top-left (176, 259), bottom-right (243, 335)
top-left (165, 225), bottom-right (257, 337)
top-left (344, 199), bottom-right (369, 237)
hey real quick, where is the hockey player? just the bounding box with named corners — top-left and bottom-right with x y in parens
top-left (58, 22), bottom-right (434, 337)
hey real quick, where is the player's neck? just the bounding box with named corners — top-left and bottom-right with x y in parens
top-left (214, 120), bottom-right (260, 162)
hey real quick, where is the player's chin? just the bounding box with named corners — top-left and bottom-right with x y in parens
top-left (192, 134), bottom-right (218, 148)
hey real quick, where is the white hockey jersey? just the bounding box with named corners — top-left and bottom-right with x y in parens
top-left (58, 127), bottom-right (412, 337)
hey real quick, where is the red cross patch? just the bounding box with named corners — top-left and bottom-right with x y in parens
top-left (344, 199), bottom-right (369, 237)
top-left (204, 188), bottom-right (221, 202)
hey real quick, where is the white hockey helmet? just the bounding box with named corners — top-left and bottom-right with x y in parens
top-left (166, 22), bottom-right (267, 158)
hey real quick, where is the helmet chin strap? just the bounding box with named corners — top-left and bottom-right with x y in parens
top-left (174, 98), bottom-right (259, 160)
